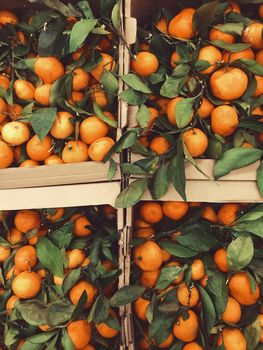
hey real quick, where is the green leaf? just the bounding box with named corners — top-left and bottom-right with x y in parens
top-left (111, 2), bottom-right (121, 31)
top-left (175, 98), bottom-right (194, 129)
top-left (110, 285), bottom-right (145, 307)
top-left (151, 163), bottom-right (169, 200)
top-left (108, 158), bottom-right (117, 181)
top-left (257, 163), bottom-right (263, 197)
top-left (51, 221), bottom-right (73, 249)
top-left (78, 1), bottom-right (94, 18)
top-left (31, 108), bottom-right (57, 141)
top-left (121, 163), bottom-right (147, 175)
top-left (211, 40), bottom-right (251, 52)
top-left (48, 300), bottom-right (75, 326)
top-left (244, 317), bottom-right (261, 350)
top-left (193, 0), bottom-right (218, 32)
top-left (136, 104), bottom-right (151, 128)
top-left (160, 76), bottom-right (185, 98)
top-left (197, 285), bottom-right (217, 334)
top-left (61, 329), bottom-right (75, 350)
top-left (235, 204), bottom-right (263, 223)
top-left (215, 147), bottom-right (263, 179)
top-left (115, 179), bottom-right (148, 208)
top-left (159, 241), bottom-right (197, 258)
top-left (156, 265), bottom-right (186, 290)
top-left (234, 218), bottom-right (263, 238)
top-left (16, 300), bottom-right (49, 326)
top-left (238, 120), bottom-right (263, 132)
top-left (100, 70), bottom-right (119, 95)
top-left (238, 59), bottom-right (263, 76)
top-left (62, 268), bottom-right (81, 295)
top-left (121, 74), bottom-right (152, 94)
top-left (93, 102), bottom-right (117, 128)
top-left (43, 0), bottom-right (81, 17)
top-left (69, 19), bottom-right (98, 52)
top-left (94, 295), bottom-right (110, 324)
top-left (26, 332), bottom-right (57, 344)
top-left (195, 60), bottom-right (211, 71)
top-left (50, 75), bottom-right (70, 106)
top-left (170, 143), bottom-right (186, 201)
top-left (36, 237), bottom-right (64, 277)
top-left (120, 88), bottom-right (147, 105)
top-left (227, 233), bottom-right (254, 271)
top-left (206, 270), bottom-right (228, 318)
top-left (177, 225), bottom-right (218, 252)
top-left (216, 23), bottom-right (244, 36)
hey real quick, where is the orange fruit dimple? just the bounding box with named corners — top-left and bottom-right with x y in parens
top-left (228, 272), bottom-right (260, 305)
top-left (14, 80), bottom-right (35, 100)
top-left (62, 140), bottom-right (89, 163)
top-left (80, 116), bottom-right (109, 144)
top-left (34, 57), bottom-right (65, 84)
top-left (177, 283), bottom-right (200, 307)
top-left (134, 241), bottom-right (163, 272)
top-left (198, 97), bottom-right (215, 119)
top-left (211, 105), bottom-right (239, 137)
top-left (150, 136), bottom-right (170, 155)
top-left (67, 320), bottom-right (92, 350)
top-left (72, 68), bottom-right (90, 91)
top-left (218, 203), bottom-right (240, 226)
top-left (168, 8), bottom-right (195, 39)
top-left (12, 271), bottom-right (42, 299)
top-left (74, 216), bottom-right (92, 236)
top-left (14, 210), bottom-right (41, 233)
top-left (15, 245), bottom-right (37, 271)
top-left (134, 297), bottom-right (150, 321)
top-left (131, 51), bottom-right (159, 77)
top-left (183, 128), bottom-right (208, 157)
top-left (173, 310), bottom-right (199, 342)
top-left (91, 53), bottom-right (116, 82)
top-left (221, 297), bottom-right (241, 324)
top-left (162, 201), bottom-right (189, 221)
top-left (214, 248), bottom-right (229, 273)
top-left (88, 137), bottom-right (114, 162)
top-left (0, 140), bottom-right (13, 169)
top-left (198, 45), bottom-right (223, 75)
top-left (210, 67), bottom-right (248, 101)
top-left (50, 111), bottom-right (75, 140)
top-left (217, 328), bottom-right (247, 350)
top-left (242, 23), bottom-right (263, 49)
top-left (26, 135), bottom-right (52, 161)
top-left (139, 202), bottom-right (163, 224)
top-left (210, 26), bottom-right (235, 44)
top-left (1, 121), bottom-right (30, 146)
top-left (34, 84), bottom-right (52, 106)
top-left (70, 280), bottom-right (98, 308)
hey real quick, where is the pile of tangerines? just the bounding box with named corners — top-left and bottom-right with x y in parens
top-left (0, 2), bottom-right (118, 169)
top-left (0, 205), bottom-right (124, 349)
top-left (131, 201), bottom-right (263, 350)
top-left (116, 0), bottom-right (263, 202)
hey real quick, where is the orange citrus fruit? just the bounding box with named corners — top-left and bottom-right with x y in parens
top-left (69, 280), bottom-right (98, 308)
top-left (168, 8), bottom-right (195, 39)
top-left (50, 111), bottom-right (74, 139)
top-left (62, 140), bottom-right (89, 163)
top-left (221, 297), bottom-right (241, 324)
top-left (173, 310), bottom-right (198, 342)
top-left (134, 241), bottom-right (163, 272)
top-left (14, 210), bottom-right (41, 233)
top-left (34, 57), bottom-right (65, 84)
top-left (26, 135), bottom-right (53, 161)
top-left (67, 320), bottom-right (91, 349)
top-left (131, 51), bottom-right (159, 77)
top-left (88, 137), bottom-right (114, 162)
top-left (183, 128), bottom-right (208, 157)
top-left (211, 105), bottom-right (239, 137)
top-left (80, 116), bottom-right (109, 144)
top-left (228, 272), bottom-right (260, 305)
top-left (1, 121), bottom-right (30, 145)
top-left (139, 202), bottom-right (163, 224)
top-left (12, 271), bottom-right (41, 299)
top-left (0, 140), bottom-right (13, 168)
top-left (162, 201), bottom-right (189, 221)
top-left (217, 328), bottom-right (247, 350)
